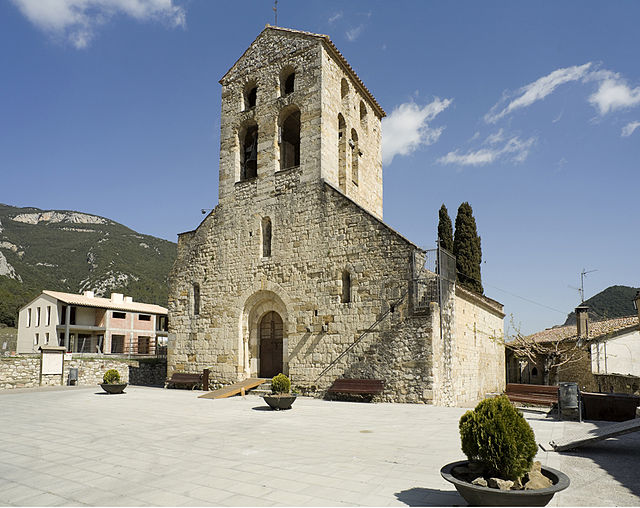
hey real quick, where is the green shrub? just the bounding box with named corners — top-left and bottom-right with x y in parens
top-left (459, 395), bottom-right (537, 480)
top-left (103, 369), bottom-right (121, 384)
top-left (271, 373), bottom-right (291, 394)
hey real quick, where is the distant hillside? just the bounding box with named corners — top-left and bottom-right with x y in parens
top-left (0, 204), bottom-right (176, 327)
top-left (563, 285), bottom-right (639, 325)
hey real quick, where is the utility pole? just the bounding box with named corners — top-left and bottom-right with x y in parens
top-left (273, 0), bottom-right (278, 26)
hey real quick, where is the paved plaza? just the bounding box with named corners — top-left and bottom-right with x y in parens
top-left (1, 386), bottom-right (639, 506)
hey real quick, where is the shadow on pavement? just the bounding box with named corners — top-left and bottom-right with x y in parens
top-left (395, 487), bottom-right (463, 506)
top-left (560, 427), bottom-right (640, 499)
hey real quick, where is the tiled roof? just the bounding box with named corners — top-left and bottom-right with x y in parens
top-left (522, 315), bottom-right (638, 344)
top-left (42, 290), bottom-right (167, 315)
top-left (220, 25), bottom-right (385, 118)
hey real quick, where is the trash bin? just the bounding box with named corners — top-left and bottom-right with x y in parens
top-left (558, 382), bottom-right (580, 421)
top-left (68, 368), bottom-right (78, 386)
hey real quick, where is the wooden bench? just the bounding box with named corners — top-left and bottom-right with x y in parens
top-left (165, 372), bottom-right (202, 390)
top-left (327, 378), bottom-right (385, 396)
top-left (505, 383), bottom-right (558, 406)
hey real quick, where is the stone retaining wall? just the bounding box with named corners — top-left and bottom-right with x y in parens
top-left (0, 354), bottom-right (167, 390)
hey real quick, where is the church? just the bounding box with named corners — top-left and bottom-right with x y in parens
top-left (167, 26), bottom-right (505, 406)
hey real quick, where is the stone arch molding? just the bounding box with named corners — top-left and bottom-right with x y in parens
top-left (236, 282), bottom-right (292, 379)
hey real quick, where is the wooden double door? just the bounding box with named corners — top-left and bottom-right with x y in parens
top-left (259, 311), bottom-right (283, 378)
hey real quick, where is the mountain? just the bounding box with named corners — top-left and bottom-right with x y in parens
top-left (0, 203), bottom-right (176, 327)
top-left (563, 285), bottom-right (639, 326)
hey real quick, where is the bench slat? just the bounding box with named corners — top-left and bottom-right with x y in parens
top-left (327, 379), bottom-right (384, 394)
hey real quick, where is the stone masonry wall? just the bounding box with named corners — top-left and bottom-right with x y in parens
top-left (168, 179), bottom-right (434, 403)
top-left (447, 288), bottom-right (505, 407)
top-left (0, 355), bottom-right (165, 390)
top-left (0, 355), bottom-right (40, 389)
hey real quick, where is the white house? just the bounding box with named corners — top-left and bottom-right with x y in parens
top-left (17, 290), bottom-right (168, 355)
top-left (591, 292), bottom-right (640, 377)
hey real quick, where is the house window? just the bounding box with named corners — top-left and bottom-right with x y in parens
top-left (341, 78), bottom-right (349, 99)
top-left (111, 335), bottom-right (124, 354)
top-left (341, 271), bottom-right (351, 304)
top-left (61, 306), bottom-right (66, 325)
top-left (279, 107), bottom-right (300, 170)
top-left (138, 314), bottom-right (151, 321)
top-left (531, 367), bottom-right (538, 377)
top-left (45, 333), bottom-right (49, 345)
top-left (36, 307), bottom-right (41, 327)
top-left (240, 122), bottom-right (258, 180)
top-left (27, 308), bottom-right (32, 327)
top-left (244, 82), bottom-right (257, 110)
top-left (193, 283), bottom-right (200, 316)
top-left (113, 311), bottom-right (126, 319)
top-left (70, 307), bottom-right (76, 325)
top-left (350, 129), bottom-right (359, 186)
top-left (280, 67), bottom-right (295, 96)
top-left (137, 337), bottom-right (150, 354)
top-left (338, 114), bottom-right (347, 193)
top-left (34, 333), bottom-right (39, 345)
top-left (46, 306), bottom-right (51, 326)
top-left (262, 217), bottom-right (272, 258)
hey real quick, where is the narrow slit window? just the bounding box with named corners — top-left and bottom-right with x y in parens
top-left (262, 217), bottom-right (272, 258)
top-left (341, 271), bottom-right (351, 303)
top-left (193, 283), bottom-right (200, 316)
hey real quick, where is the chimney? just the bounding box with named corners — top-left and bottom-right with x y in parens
top-left (124, 296), bottom-right (133, 303)
top-left (110, 293), bottom-right (124, 303)
top-left (576, 305), bottom-right (589, 339)
top-left (83, 291), bottom-right (94, 298)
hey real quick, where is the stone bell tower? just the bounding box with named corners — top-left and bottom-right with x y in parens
top-left (216, 25), bottom-right (385, 219)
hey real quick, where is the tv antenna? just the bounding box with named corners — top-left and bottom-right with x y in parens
top-left (577, 268), bottom-right (598, 302)
top-left (273, 0), bottom-right (278, 26)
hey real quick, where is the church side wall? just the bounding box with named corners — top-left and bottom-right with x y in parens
top-left (449, 288), bottom-right (505, 406)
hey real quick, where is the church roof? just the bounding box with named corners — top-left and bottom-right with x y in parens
top-left (219, 25), bottom-right (385, 118)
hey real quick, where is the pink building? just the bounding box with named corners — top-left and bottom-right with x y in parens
top-left (17, 291), bottom-right (168, 355)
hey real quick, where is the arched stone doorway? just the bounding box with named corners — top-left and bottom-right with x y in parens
top-left (259, 311), bottom-right (283, 378)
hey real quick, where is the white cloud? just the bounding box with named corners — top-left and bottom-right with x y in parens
top-left (382, 98), bottom-right (452, 165)
top-left (11, 0), bottom-right (185, 48)
top-left (328, 11), bottom-right (342, 24)
top-left (622, 121), bottom-right (640, 137)
top-left (346, 24), bottom-right (364, 42)
top-left (485, 63), bottom-right (592, 123)
top-left (589, 78), bottom-right (640, 115)
top-left (485, 129), bottom-right (504, 145)
top-left (438, 135), bottom-right (535, 167)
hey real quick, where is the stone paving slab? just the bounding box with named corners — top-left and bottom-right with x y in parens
top-left (0, 386), bottom-right (639, 506)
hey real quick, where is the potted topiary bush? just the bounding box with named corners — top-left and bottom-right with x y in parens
top-left (100, 368), bottom-right (127, 394)
top-left (262, 373), bottom-right (297, 410)
top-left (440, 395), bottom-right (569, 506)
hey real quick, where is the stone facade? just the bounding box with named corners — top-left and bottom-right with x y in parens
top-left (168, 26), bottom-right (505, 406)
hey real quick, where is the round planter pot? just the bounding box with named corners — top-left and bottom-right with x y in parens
top-left (100, 383), bottom-right (127, 394)
top-left (440, 460), bottom-right (569, 507)
top-left (262, 394), bottom-right (297, 410)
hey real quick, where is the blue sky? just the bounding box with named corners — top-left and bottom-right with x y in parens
top-left (1, 1), bottom-right (639, 335)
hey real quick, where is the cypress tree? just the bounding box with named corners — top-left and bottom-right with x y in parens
top-left (437, 204), bottom-right (454, 253)
top-left (453, 202), bottom-right (483, 294)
